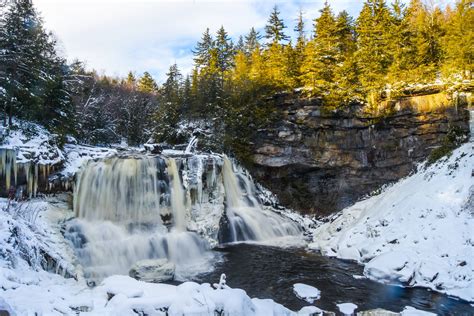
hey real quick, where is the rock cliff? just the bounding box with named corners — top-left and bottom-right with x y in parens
top-left (250, 90), bottom-right (471, 215)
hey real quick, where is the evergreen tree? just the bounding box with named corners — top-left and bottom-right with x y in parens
top-left (442, 0), bottom-right (473, 78)
top-left (0, 0), bottom-right (74, 134)
top-left (137, 72), bottom-right (158, 93)
top-left (244, 27), bottom-right (261, 56)
top-left (300, 2), bottom-right (338, 91)
top-left (215, 26), bottom-right (235, 73)
top-left (264, 5), bottom-right (289, 44)
top-left (293, 10), bottom-right (306, 86)
top-left (125, 71), bottom-right (136, 88)
top-left (355, 0), bottom-right (394, 96)
top-left (193, 28), bottom-right (214, 68)
top-left (235, 35), bottom-right (245, 52)
top-left (154, 64), bottom-right (183, 142)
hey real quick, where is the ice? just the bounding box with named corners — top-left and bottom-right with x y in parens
top-left (293, 283), bottom-right (321, 303)
top-left (401, 306), bottom-right (436, 315)
top-left (298, 305), bottom-right (323, 315)
top-left (337, 302), bottom-right (358, 315)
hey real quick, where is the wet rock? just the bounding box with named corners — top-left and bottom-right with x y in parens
top-left (250, 92), bottom-right (470, 215)
top-left (129, 259), bottom-right (175, 283)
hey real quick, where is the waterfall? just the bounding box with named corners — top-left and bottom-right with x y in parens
top-left (221, 156), bottom-right (302, 243)
top-left (69, 153), bottom-right (302, 282)
top-left (74, 157), bottom-right (165, 224)
top-left (185, 136), bottom-right (198, 153)
top-left (167, 158), bottom-right (187, 231)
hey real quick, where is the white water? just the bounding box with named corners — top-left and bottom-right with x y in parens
top-left (185, 136), bottom-right (198, 153)
top-left (167, 158), bottom-right (187, 231)
top-left (221, 156), bottom-right (302, 243)
top-left (69, 154), bottom-right (302, 281)
top-left (71, 156), bottom-right (213, 281)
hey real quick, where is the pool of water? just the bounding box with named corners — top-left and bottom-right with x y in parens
top-left (193, 244), bottom-right (474, 315)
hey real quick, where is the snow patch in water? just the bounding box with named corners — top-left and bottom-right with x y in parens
top-left (293, 283), bottom-right (321, 303)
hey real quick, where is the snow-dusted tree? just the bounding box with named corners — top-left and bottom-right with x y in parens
top-left (193, 28), bottom-right (214, 69)
top-left (0, 0), bottom-right (74, 137)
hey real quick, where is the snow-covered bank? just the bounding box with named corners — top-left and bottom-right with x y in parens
top-left (309, 142), bottom-right (474, 302)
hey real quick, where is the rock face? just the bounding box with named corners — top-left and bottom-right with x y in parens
top-left (250, 91), bottom-right (470, 215)
top-left (129, 259), bottom-right (176, 283)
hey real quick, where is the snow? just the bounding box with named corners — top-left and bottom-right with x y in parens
top-left (61, 143), bottom-right (117, 177)
top-left (337, 302), bottom-right (358, 315)
top-left (292, 283), bottom-right (321, 303)
top-left (309, 142), bottom-right (474, 302)
top-left (401, 306), bottom-right (436, 315)
top-left (0, 119), bottom-right (64, 165)
top-left (0, 196), bottom-right (299, 315)
top-left (297, 306), bottom-right (323, 315)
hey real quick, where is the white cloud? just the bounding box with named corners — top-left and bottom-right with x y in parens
top-left (33, 0), bottom-right (455, 82)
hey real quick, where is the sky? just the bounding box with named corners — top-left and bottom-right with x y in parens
top-left (33, 0), bottom-right (454, 83)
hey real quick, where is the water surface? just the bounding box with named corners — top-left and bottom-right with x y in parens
top-left (194, 244), bottom-right (473, 315)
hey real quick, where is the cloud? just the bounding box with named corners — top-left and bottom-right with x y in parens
top-left (33, 0), bottom-right (455, 82)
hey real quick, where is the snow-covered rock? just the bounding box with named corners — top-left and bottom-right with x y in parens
top-left (309, 142), bottom-right (474, 301)
top-left (293, 283), bottom-right (321, 303)
top-left (337, 302), bottom-right (358, 315)
top-left (129, 259), bottom-right (176, 283)
top-left (400, 306), bottom-right (436, 315)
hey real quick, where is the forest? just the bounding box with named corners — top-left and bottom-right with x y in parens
top-left (0, 0), bottom-right (472, 151)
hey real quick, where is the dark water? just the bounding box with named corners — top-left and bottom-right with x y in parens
top-left (193, 244), bottom-right (474, 315)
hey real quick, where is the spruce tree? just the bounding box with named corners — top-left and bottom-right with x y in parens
top-left (137, 72), bottom-right (158, 93)
top-left (193, 28), bottom-right (214, 68)
top-left (215, 26), bottom-right (235, 73)
top-left (244, 27), bottom-right (261, 56)
top-left (355, 0), bottom-right (393, 96)
top-left (442, 0), bottom-right (473, 78)
top-left (293, 10), bottom-right (306, 86)
top-left (300, 2), bottom-right (338, 91)
top-left (264, 5), bottom-right (289, 45)
top-left (0, 0), bottom-right (74, 134)
top-left (125, 71), bottom-right (136, 88)
top-left (235, 35), bottom-right (245, 52)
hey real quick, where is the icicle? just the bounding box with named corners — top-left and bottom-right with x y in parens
top-left (33, 164), bottom-right (38, 197)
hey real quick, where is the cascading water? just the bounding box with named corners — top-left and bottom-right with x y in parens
top-left (221, 156), bottom-right (302, 243)
top-left (167, 158), bottom-right (187, 231)
top-left (67, 153), bottom-right (302, 282)
top-left (69, 156), bottom-right (215, 282)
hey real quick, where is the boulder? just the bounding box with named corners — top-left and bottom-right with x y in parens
top-left (129, 259), bottom-right (175, 283)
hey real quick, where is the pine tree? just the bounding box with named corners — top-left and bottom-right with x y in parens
top-left (293, 10), bottom-right (306, 87)
top-left (137, 72), bottom-right (158, 93)
top-left (244, 27), bottom-right (261, 56)
top-left (0, 0), bottom-right (74, 134)
top-left (442, 0), bottom-right (473, 78)
top-left (264, 5), bottom-right (289, 45)
top-left (333, 10), bottom-right (359, 101)
top-left (235, 35), bottom-right (245, 52)
top-left (125, 71), bottom-right (136, 88)
top-left (300, 2), bottom-right (338, 91)
top-left (355, 0), bottom-right (394, 95)
top-left (162, 63), bottom-right (182, 105)
top-left (215, 26), bottom-right (235, 73)
top-left (193, 28), bottom-right (214, 68)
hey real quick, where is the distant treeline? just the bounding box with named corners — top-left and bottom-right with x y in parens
top-left (0, 0), bottom-right (472, 150)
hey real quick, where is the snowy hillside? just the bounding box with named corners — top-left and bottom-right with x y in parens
top-left (309, 141), bottom-right (474, 302)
